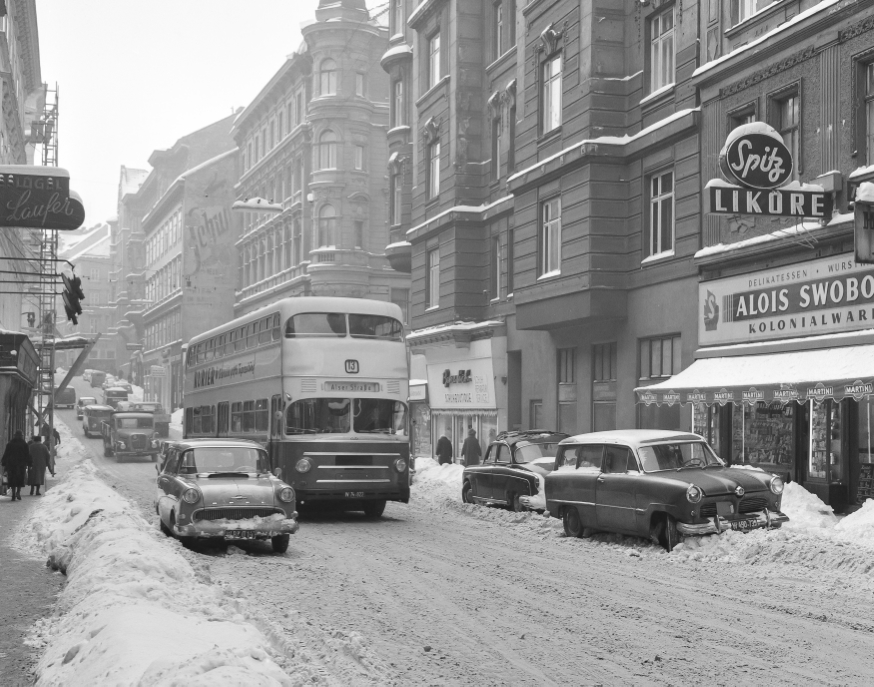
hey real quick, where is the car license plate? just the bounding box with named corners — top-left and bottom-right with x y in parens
top-left (225, 530), bottom-right (257, 540)
top-left (345, 491), bottom-right (364, 498)
top-left (729, 518), bottom-right (759, 532)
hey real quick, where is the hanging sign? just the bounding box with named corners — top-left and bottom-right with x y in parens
top-left (0, 166), bottom-right (85, 230)
top-left (855, 183), bottom-right (874, 265)
top-left (707, 123), bottom-right (829, 219)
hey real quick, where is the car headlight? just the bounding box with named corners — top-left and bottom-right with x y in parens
top-left (295, 458), bottom-right (312, 473)
top-left (686, 484), bottom-right (703, 503)
top-left (278, 487), bottom-right (295, 503)
top-left (182, 488), bottom-right (200, 504)
top-left (151, 439), bottom-right (159, 448)
top-left (394, 458), bottom-right (407, 473)
top-left (116, 440), bottom-right (126, 449)
top-left (769, 476), bottom-right (784, 495)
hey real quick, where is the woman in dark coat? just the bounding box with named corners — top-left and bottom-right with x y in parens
top-left (435, 434), bottom-right (453, 465)
top-left (1, 430), bottom-right (32, 501)
top-left (28, 435), bottom-right (54, 496)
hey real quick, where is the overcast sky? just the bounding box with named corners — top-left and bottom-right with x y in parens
top-left (36, 0), bottom-right (348, 226)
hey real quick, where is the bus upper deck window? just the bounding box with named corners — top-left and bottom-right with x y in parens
top-left (349, 314), bottom-right (403, 341)
top-left (285, 313), bottom-right (347, 337)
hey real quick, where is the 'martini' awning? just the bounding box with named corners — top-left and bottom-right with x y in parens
top-left (635, 344), bottom-right (874, 406)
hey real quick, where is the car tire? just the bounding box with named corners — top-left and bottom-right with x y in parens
top-left (462, 481), bottom-right (475, 505)
top-left (509, 492), bottom-right (526, 513)
top-left (271, 534), bottom-right (290, 554)
top-left (159, 516), bottom-right (171, 536)
top-left (562, 507), bottom-right (584, 538)
top-left (151, 453), bottom-right (158, 462)
top-left (661, 515), bottom-right (682, 552)
top-left (363, 499), bottom-right (387, 518)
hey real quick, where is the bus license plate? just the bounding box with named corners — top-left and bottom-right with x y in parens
top-left (345, 491), bottom-right (364, 498)
top-left (226, 530), bottom-right (257, 540)
top-left (729, 518), bottom-right (759, 532)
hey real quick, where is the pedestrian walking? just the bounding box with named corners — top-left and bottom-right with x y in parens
top-left (27, 435), bottom-right (54, 496)
top-left (1, 430), bottom-right (32, 501)
top-left (40, 422), bottom-right (61, 450)
top-left (435, 434), bottom-right (453, 465)
top-left (461, 428), bottom-right (482, 467)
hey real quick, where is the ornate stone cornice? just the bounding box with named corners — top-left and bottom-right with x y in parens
top-left (839, 13), bottom-right (874, 41)
top-left (388, 153), bottom-right (408, 174)
top-left (422, 116), bottom-right (440, 145)
top-left (503, 79), bottom-right (517, 110)
top-left (538, 22), bottom-right (565, 56)
top-left (487, 92), bottom-right (501, 121)
top-left (719, 45), bottom-right (815, 98)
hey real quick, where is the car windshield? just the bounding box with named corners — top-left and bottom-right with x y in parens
top-left (181, 447), bottom-right (267, 473)
top-left (80, 397), bottom-right (96, 405)
top-left (352, 399), bottom-right (407, 435)
top-left (637, 442), bottom-right (723, 472)
top-left (513, 441), bottom-right (562, 464)
top-left (88, 409), bottom-right (113, 419)
top-left (117, 417), bottom-right (153, 429)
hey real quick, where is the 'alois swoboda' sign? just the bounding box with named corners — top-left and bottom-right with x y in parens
top-left (0, 165), bottom-right (85, 230)
top-left (706, 123), bottom-right (831, 219)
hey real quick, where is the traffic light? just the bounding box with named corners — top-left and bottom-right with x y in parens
top-left (61, 272), bottom-right (85, 325)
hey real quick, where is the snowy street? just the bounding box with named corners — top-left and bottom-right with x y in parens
top-left (15, 375), bottom-right (874, 685)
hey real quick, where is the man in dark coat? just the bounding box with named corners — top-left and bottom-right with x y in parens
top-left (28, 435), bottom-right (54, 496)
top-left (435, 434), bottom-right (453, 465)
top-left (461, 428), bottom-right (482, 467)
top-left (41, 422), bottom-right (61, 449)
top-left (1, 430), bottom-right (32, 501)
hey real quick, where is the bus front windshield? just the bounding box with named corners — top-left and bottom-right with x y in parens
top-left (285, 398), bottom-right (407, 436)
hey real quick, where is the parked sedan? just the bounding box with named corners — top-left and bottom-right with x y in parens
top-left (155, 439), bottom-right (299, 553)
top-left (77, 396), bottom-right (97, 419)
top-left (545, 430), bottom-right (788, 551)
top-left (462, 430), bottom-right (569, 511)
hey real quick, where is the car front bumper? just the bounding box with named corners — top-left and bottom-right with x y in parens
top-left (176, 516), bottom-right (300, 539)
top-left (676, 510), bottom-right (789, 536)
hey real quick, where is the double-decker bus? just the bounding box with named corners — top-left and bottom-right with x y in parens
top-left (183, 297), bottom-right (410, 516)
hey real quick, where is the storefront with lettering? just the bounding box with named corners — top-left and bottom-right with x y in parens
top-left (408, 323), bottom-right (506, 464)
top-left (637, 252), bottom-right (874, 511)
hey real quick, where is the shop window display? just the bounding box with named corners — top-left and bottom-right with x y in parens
top-left (809, 400), bottom-right (831, 481)
top-left (744, 402), bottom-right (794, 474)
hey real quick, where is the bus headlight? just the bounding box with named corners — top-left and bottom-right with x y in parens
top-left (182, 488), bottom-right (200, 504)
top-left (278, 487), bottom-right (295, 503)
top-left (394, 458), bottom-right (407, 473)
top-left (295, 458), bottom-right (312, 473)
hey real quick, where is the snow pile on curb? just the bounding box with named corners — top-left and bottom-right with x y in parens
top-left (781, 482), bottom-right (838, 530)
top-left (19, 450), bottom-right (293, 684)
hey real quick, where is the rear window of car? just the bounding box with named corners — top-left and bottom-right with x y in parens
top-left (513, 442), bottom-right (562, 464)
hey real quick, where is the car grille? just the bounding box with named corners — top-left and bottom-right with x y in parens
top-left (130, 434), bottom-right (148, 450)
top-left (700, 495), bottom-right (769, 518)
top-left (193, 507), bottom-right (283, 522)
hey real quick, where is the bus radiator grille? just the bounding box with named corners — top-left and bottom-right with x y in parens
top-left (334, 455), bottom-right (373, 466)
top-left (193, 508), bottom-right (284, 522)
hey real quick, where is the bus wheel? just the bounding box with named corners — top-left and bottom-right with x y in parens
top-left (271, 534), bottom-right (290, 554)
top-left (363, 500), bottom-right (386, 518)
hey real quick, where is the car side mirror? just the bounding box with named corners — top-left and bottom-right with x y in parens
top-left (273, 467), bottom-right (282, 478)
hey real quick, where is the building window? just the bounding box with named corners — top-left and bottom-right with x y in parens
top-left (541, 53), bottom-right (562, 134)
top-left (539, 197), bottom-right (561, 277)
top-left (731, 0), bottom-right (776, 26)
top-left (318, 130), bottom-right (337, 170)
top-left (319, 58), bottom-right (337, 96)
top-left (426, 248), bottom-right (439, 309)
top-left (557, 348), bottom-right (576, 434)
top-left (354, 220), bottom-right (364, 249)
top-left (647, 170), bottom-right (674, 258)
top-left (391, 171), bottom-right (402, 226)
top-left (355, 73), bottom-right (366, 97)
top-left (393, 0), bottom-right (404, 35)
top-left (490, 235), bottom-right (501, 300)
top-left (490, 117), bottom-right (500, 182)
top-left (392, 79), bottom-right (405, 127)
top-left (639, 335), bottom-right (681, 381)
top-left (428, 31), bottom-right (441, 89)
top-left (493, 1), bottom-right (504, 61)
top-left (775, 93), bottom-right (800, 178)
top-left (730, 109), bottom-right (755, 130)
top-left (507, 227), bottom-right (514, 296)
top-left (390, 288), bottom-right (410, 324)
top-left (530, 400), bottom-right (543, 429)
top-left (867, 63), bottom-right (874, 165)
top-left (293, 217), bottom-right (303, 264)
top-left (650, 7), bottom-right (674, 92)
top-left (592, 342), bottom-right (617, 432)
top-left (427, 140), bottom-right (440, 199)
top-left (354, 145), bottom-right (365, 171)
top-left (507, 105), bottom-right (516, 171)
top-left (318, 205), bottom-right (336, 247)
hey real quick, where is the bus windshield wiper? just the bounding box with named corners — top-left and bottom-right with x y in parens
top-left (205, 472), bottom-right (250, 478)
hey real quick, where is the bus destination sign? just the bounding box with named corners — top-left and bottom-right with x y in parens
top-left (324, 382), bottom-right (380, 393)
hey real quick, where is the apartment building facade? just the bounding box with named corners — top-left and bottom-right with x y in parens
top-left (233, 0), bottom-right (408, 318)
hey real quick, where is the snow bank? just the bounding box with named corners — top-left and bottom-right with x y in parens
top-left (129, 383), bottom-right (144, 402)
top-left (17, 425), bottom-right (293, 686)
top-left (780, 481), bottom-right (838, 530)
top-left (170, 407), bottom-right (184, 434)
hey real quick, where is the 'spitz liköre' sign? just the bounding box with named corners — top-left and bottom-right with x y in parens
top-left (0, 165), bottom-right (85, 231)
top-left (706, 123), bottom-right (831, 219)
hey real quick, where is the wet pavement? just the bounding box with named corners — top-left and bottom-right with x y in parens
top-left (0, 477), bottom-right (65, 686)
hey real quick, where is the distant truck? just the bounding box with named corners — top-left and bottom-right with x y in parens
top-left (103, 387), bottom-right (130, 409)
top-left (115, 401), bottom-right (171, 439)
top-left (101, 410), bottom-right (161, 461)
top-left (90, 371), bottom-right (107, 388)
top-left (53, 386), bottom-right (76, 409)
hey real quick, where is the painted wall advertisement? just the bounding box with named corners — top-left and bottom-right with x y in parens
top-left (426, 358), bottom-right (496, 410)
top-left (700, 253), bottom-right (874, 346)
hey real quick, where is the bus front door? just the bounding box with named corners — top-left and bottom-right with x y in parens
top-left (269, 395), bottom-right (283, 471)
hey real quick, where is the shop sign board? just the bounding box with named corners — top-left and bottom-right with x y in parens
top-left (150, 365), bottom-right (166, 377)
top-left (0, 166), bottom-right (85, 230)
top-left (408, 383), bottom-right (427, 402)
top-left (426, 358), bottom-right (495, 410)
top-left (700, 252), bottom-right (874, 346)
top-left (707, 123), bottom-right (829, 219)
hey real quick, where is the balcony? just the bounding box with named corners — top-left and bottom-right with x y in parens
top-left (235, 262), bottom-right (311, 306)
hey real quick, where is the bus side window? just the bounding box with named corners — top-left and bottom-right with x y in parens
top-left (225, 332), bottom-right (235, 355)
top-left (246, 322), bottom-right (258, 348)
top-left (272, 313), bottom-right (281, 341)
top-left (259, 317), bottom-right (272, 344)
top-left (235, 327), bottom-right (246, 352)
top-left (231, 402), bottom-right (242, 433)
top-left (255, 399), bottom-right (269, 431)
